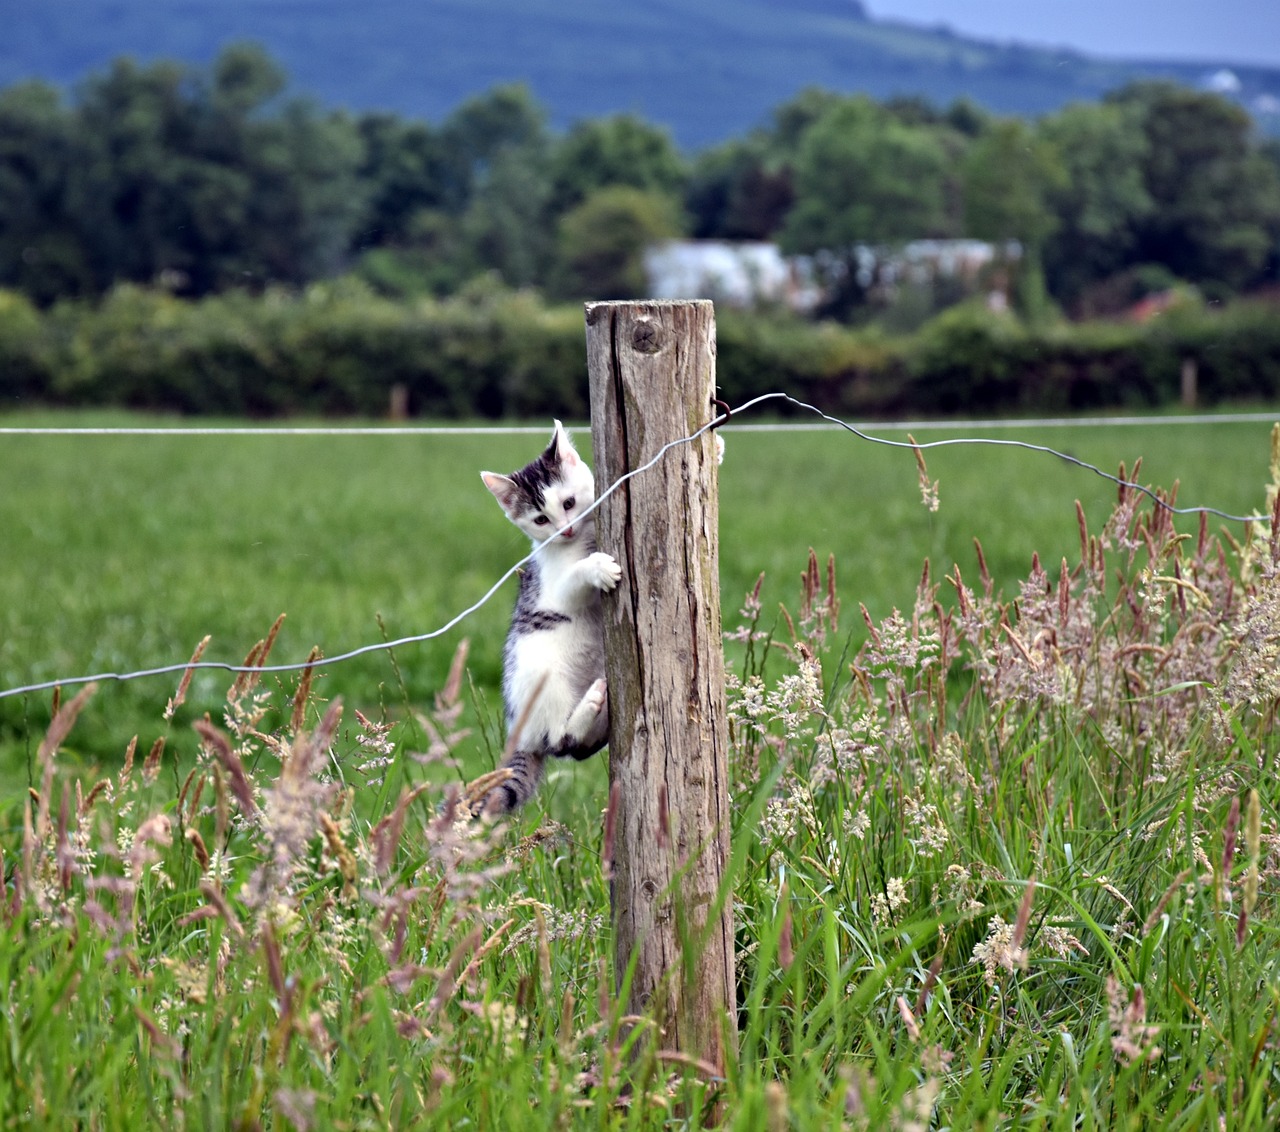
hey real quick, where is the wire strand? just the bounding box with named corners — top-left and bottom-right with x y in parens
top-left (0, 397), bottom-right (768, 702)
top-left (772, 394), bottom-right (1270, 524)
top-left (0, 392), bottom-right (1270, 702)
top-left (4, 410), bottom-right (1279, 436)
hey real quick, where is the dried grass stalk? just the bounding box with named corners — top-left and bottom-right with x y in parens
top-left (164, 634), bottom-right (210, 720)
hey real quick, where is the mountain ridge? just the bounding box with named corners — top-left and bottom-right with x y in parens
top-left (3, 0), bottom-right (1277, 147)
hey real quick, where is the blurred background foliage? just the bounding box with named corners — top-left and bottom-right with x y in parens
top-left (1, 43), bottom-right (1279, 417)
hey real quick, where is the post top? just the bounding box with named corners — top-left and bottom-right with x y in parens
top-left (583, 299), bottom-right (715, 325)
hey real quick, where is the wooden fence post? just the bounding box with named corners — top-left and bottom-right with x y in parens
top-left (584, 299), bottom-right (736, 1077)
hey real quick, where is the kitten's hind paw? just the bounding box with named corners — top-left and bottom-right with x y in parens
top-left (585, 552), bottom-right (622, 592)
top-left (564, 678), bottom-right (608, 749)
top-left (574, 677), bottom-right (607, 722)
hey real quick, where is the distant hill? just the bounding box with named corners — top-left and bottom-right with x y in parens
top-left (4, 0), bottom-right (1279, 147)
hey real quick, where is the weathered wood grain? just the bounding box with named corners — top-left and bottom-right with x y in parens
top-left (585, 300), bottom-right (736, 1075)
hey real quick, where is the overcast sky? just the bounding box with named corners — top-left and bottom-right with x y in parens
top-left (867, 2), bottom-right (1280, 69)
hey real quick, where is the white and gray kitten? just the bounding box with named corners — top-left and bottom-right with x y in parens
top-left (476, 421), bottom-right (621, 815)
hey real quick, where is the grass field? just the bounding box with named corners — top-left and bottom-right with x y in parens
top-left (3, 407), bottom-right (1280, 1128)
top-left (1, 409), bottom-right (1273, 794)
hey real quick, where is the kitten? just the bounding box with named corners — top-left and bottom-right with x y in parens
top-left (475, 421), bottom-right (622, 816)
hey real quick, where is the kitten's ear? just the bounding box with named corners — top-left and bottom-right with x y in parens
top-left (481, 471), bottom-right (521, 517)
top-left (546, 419), bottom-right (581, 468)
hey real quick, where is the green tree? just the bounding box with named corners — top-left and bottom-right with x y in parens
top-left (685, 138), bottom-right (793, 240)
top-left (1112, 82), bottom-right (1280, 291)
top-left (554, 186), bottom-right (681, 299)
top-left (943, 97), bottom-right (992, 138)
top-left (779, 96), bottom-right (950, 312)
top-left (961, 117), bottom-right (1065, 316)
top-left (71, 56), bottom-right (233, 291)
top-left (782, 97), bottom-right (949, 249)
top-left (437, 84), bottom-right (549, 213)
top-left (32, 46), bottom-right (369, 296)
top-left (461, 143), bottom-right (555, 288)
top-left (244, 100), bottom-right (367, 284)
top-left (0, 81), bottom-right (96, 302)
top-left (1038, 101), bottom-right (1154, 308)
top-left (768, 87), bottom-right (846, 164)
top-left (355, 112), bottom-right (449, 247)
top-left (211, 41), bottom-right (286, 115)
top-left (548, 114), bottom-right (686, 215)
top-left (962, 119), bottom-right (1062, 248)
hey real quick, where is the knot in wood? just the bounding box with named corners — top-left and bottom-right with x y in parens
top-left (631, 321), bottom-right (662, 354)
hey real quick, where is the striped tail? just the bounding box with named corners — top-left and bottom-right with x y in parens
top-left (468, 749), bottom-right (547, 818)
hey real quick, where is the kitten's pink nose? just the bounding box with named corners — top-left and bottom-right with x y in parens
top-left (562, 525), bottom-right (575, 540)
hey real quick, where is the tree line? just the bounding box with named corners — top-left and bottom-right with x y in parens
top-left (2, 42), bottom-right (1279, 318)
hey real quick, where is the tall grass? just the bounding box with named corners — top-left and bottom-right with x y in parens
top-left (4, 423), bottom-right (1280, 1128)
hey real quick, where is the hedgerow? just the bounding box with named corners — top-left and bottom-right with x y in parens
top-left (3, 282), bottom-right (1280, 419)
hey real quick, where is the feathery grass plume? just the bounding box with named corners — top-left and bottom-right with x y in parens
top-left (261, 920), bottom-right (299, 1062)
top-left (915, 955), bottom-right (943, 1016)
top-left (164, 634), bottom-right (210, 720)
top-left (231, 612), bottom-right (286, 702)
top-left (426, 926), bottom-right (485, 1023)
top-left (798, 548), bottom-right (841, 643)
top-left (353, 708), bottom-right (395, 783)
top-left (185, 827), bottom-right (210, 873)
top-left (1010, 876), bottom-right (1035, 965)
top-left (971, 915), bottom-right (1026, 984)
top-left (242, 700), bottom-right (344, 910)
top-left (194, 720), bottom-right (258, 819)
top-left (1141, 869), bottom-right (1192, 937)
top-left (436, 636), bottom-right (470, 716)
top-left (1107, 977), bottom-right (1161, 1065)
top-left (80, 777), bottom-right (111, 817)
top-left (370, 784), bottom-right (428, 876)
top-left (178, 767), bottom-right (204, 826)
top-left (35, 682), bottom-right (97, 840)
top-left (1222, 795), bottom-right (1241, 880)
top-left (1244, 788), bottom-right (1261, 915)
top-left (54, 791), bottom-right (72, 895)
top-left (457, 917), bottom-right (515, 989)
top-left (777, 883), bottom-right (793, 972)
top-left (125, 814), bottom-right (172, 918)
top-left (197, 879), bottom-right (244, 938)
top-left (142, 737), bottom-right (165, 783)
top-left (319, 813), bottom-right (358, 899)
top-left (1237, 788), bottom-right (1262, 947)
top-left (896, 995), bottom-right (921, 1042)
top-left (273, 1088), bottom-right (317, 1132)
top-left (908, 434), bottom-right (941, 513)
top-left (289, 646), bottom-right (322, 735)
top-left (1224, 569), bottom-right (1280, 714)
top-left (133, 1005), bottom-right (181, 1062)
top-left (119, 735), bottom-right (136, 792)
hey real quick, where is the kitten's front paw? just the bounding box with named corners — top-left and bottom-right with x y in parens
top-left (586, 552), bottom-right (622, 592)
top-left (565, 678), bottom-right (608, 747)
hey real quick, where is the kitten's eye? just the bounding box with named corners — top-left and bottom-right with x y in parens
top-left (563, 497), bottom-right (575, 511)
top-left (533, 515), bottom-right (551, 525)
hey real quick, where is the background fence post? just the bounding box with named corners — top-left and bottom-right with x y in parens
top-left (585, 299), bottom-right (737, 1077)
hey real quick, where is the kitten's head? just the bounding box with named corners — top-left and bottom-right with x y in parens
top-left (481, 420), bottom-right (596, 545)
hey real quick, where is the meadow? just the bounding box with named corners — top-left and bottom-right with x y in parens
top-left (1, 409), bottom-right (1272, 791)
top-left (2, 407), bottom-right (1280, 1128)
